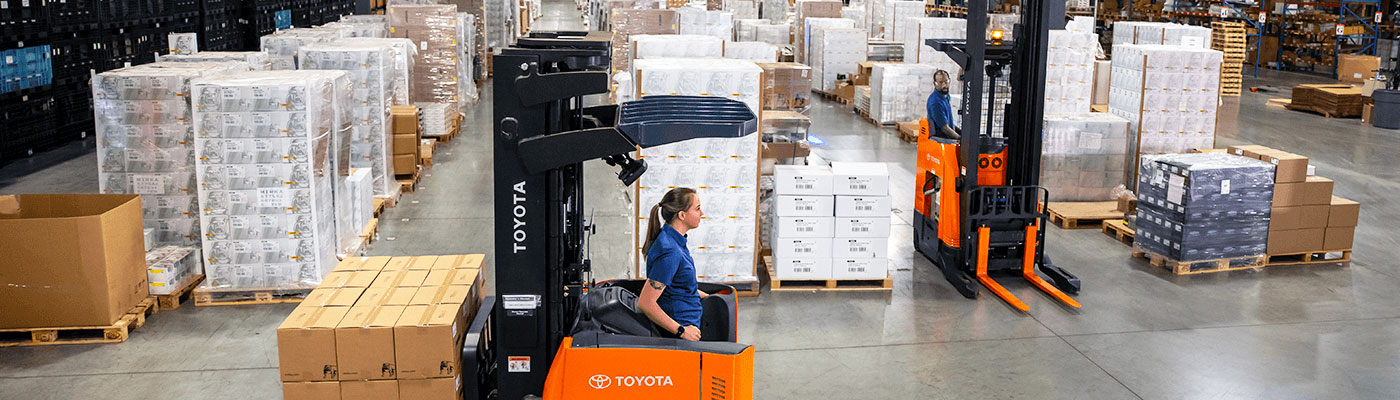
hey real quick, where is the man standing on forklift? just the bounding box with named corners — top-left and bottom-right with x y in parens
top-left (926, 69), bottom-right (961, 140)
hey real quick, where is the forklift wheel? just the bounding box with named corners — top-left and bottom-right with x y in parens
top-left (1039, 257), bottom-right (1080, 295)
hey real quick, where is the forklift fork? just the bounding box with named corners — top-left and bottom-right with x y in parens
top-left (975, 226), bottom-right (1028, 311)
top-left (1021, 223), bottom-right (1080, 308)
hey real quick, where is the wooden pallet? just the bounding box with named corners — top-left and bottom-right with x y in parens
top-left (764, 257), bottom-right (893, 291)
top-left (360, 217), bottom-right (380, 246)
top-left (152, 274), bottom-right (206, 313)
top-left (396, 166), bottom-right (423, 193)
top-left (373, 188), bottom-right (401, 217)
top-left (193, 287), bottom-right (313, 306)
top-left (1046, 201), bottom-right (1123, 229)
top-left (1101, 219), bottom-right (1134, 245)
top-left (1265, 249), bottom-right (1352, 266)
top-left (1285, 103), bottom-right (1356, 118)
top-left (1131, 245), bottom-right (1267, 275)
top-left (0, 298), bottom-right (156, 347)
top-left (813, 89), bottom-right (852, 105)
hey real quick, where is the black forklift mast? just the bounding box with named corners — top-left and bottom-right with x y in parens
top-left (487, 31), bottom-right (758, 400)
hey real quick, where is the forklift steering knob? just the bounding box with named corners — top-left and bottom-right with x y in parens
top-left (501, 117), bottom-right (519, 139)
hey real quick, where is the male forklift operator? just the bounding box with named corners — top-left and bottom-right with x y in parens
top-left (637, 188), bottom-right (728, 341)
top-left (926, 69), bottom-right (961, 140)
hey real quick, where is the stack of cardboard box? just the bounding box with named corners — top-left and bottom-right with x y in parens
top-left (279, 255), bottom-right (486, 400)
top-left (391, 105), bottom-right (421, 179)
top-left (771, 163), bottom-right (892, 280)
top-left (1227, 145), bottom-right (1359, 254)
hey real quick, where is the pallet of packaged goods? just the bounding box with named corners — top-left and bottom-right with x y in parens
top-left (1101, 219), bottom-right (1134, 245)
top-left (1265, 250), bottom-right (1352, 266)
top-left (765, 257), bottom-right (893, 290)
top-left (152, 275), bottom-right (207, 313)
top-left (193, 287), bottom-right (316, 306)
top-left (1046, 201), bottom-right (1123, 229)
top-left (0, 299), bottom-right (156, 347)
top-left (1132, 244), bottom-right (1267, 275)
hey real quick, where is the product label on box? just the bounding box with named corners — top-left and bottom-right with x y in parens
top-left (251, 87), bottom-right (270, 99)
top-left (1167, 175), bottom-right (1185, 204)
top-left (1220, 179), bottom-right (1230, 195)
top-left (222, 87), bottom-right (239, 99)
top-left (231, 216), bottom-right (250, 229)
top-left (258, 188), bottom-right (287, 207)
top-left (1078, 132), bottom-right (1102, 149)
top-left (131, 174), bottom-right (165, 195)
top-left (256, 164), bottom-right (275, 177)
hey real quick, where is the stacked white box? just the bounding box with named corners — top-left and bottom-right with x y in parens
top-left (1108, 44), bottom-right (1222, 181)
top-left (94, 62), bottom-right (250, 248)
top-left (634, 59), bottom-right (762, 283)
top-left (883, 1), bottom-right (923, 41)
top-left (1066, 16), bottom-right (1094, 34)
top-left (338, 37), bottom-right (417, 106)
top-left (632, 34), bottom-right (725, 60)
top-left (724, 41), bottom-right (779, 62)
top-left (320, 21), bottom-right (389, 38)
top-left (841, 7), bottom-right (866, 31)
top-left (735, 18), bottom-right (768, 41)
top-left (168, 33), bottom-right (198, 55)
top-left (865, 0), bottom-right (886, 38)
top-left (1114, 22), bottom-right (1211, 48)
top-left (260, 28), bottom-right (339, 70)
top-left (870, 63), bottom-right (935, 124)
top-left (754, 23), bottom-right (790, 47)
top-left (830, 162), bottom-right (889, 279)
top-left (191, 70), bottom-right (351, 291)
top-left (772, 165), bottom-right (835, 279)
top-left (1041, 112), bottom-right (1131, 201)
top-left (458, 12), bottom-right (479, 105)
top-left (762, 0), bottom-right (788, 21)
top-left (677, 7), bottom-right (735, 40)
top-left (337, 168), bottom-right (374, 254)
top-left (724, 0), bottom-right (759, 20)
top-left (418, 102), bottom-right (454, 138)
top-left (158, 52), bottom-right (273, 71)
top-left (810, 26), bottom-right (867, 91)
top-left (901, 17), bottom-right (964, 96)
top-left (147, 246), bottom-right (202, 295)
top-left (299, 41), bottom-right (397, 198)
top-left (801, 17), bottom-right (854, 64)
top-left (1044, 30), bottom-right (1097, 113)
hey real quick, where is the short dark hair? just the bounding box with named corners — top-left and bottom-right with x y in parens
top-left (934, 69), bottom-right (950, 79)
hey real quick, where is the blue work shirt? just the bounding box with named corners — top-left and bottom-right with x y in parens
top-left (927, 91), bottom-right (954, 135)
top-left (645, 225), bottom-right (702, 328)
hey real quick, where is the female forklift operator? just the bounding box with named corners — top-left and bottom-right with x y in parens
top-left (638, 188), bottom-right (727, 341)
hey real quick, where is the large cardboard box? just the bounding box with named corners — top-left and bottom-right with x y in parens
top-left (394, 304), bottom-right (466, 379)
top-left (1296, 204), bottom-right (1330, 229)
top-left (392, 105), bottom-right (420, 134)
top-left (1324, 227), bottom-right (1355, 250)
top-left (1338, 54), bottom-right (1379, 84)
top-left (433, 254), bottom-right (484, 270)
top-left (1253, 149), bottom-right (1309, 183)
top-left (1267, 228), bottom-right (1325, 254)
top-left (1226, 144), bottom-right (1271, 159)
top-left (1328, 196), bottom-right (1359, 227)
top-left (756, 62), bottom-right (813, 110)
top-left (0, 194), bottom-right (148, 329)
top-left (1270, 207), bottom-right (1301, 231)
top-left (399, 378), bottom-right (460, 400)
top-left (282, 381), bottom-right (340, 400)
top-left (303, 287), bottom-right (368, 308)
top-left (340, 379), bottom-right (399, 400)
top-left (278, 306), bottom-right (351, 382)
top-left (394, 154), bottom-right (417, 176)
top-left (407, 255), bottom-right (439, 271)
top-left (335, 305), bottom-right (405, 381)
top-left (1273, 176), bottom-right (1334, 207)
top-left (773, 238), bottom-right (834, 258)
top-left (333, 256), bottom-right (393, 273)
top-left (773, 165), bottom-right (834, 195)
top-left (393, 134), bottom-right (420, 156)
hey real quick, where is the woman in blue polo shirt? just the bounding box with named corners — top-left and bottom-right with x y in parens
top-left (638, 187), bottom-right (724, 341)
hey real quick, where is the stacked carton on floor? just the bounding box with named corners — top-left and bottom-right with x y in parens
top-left (1226, 145), bottom-right (1359, 254)
top-left (869, 63), bottom-right (934, 124)
top-left (391, 106), bottom-right (422, 180)
top-left (1134, 153), bottom-right (1274, 261)
top-left (771, 163), bottom-right (890, 280)
top-left (280, 255), bottom-right (486, 400)
top-left (811, 26), bottom-right (867, 92)
top-left (1041, 113), bottom-right (1131, 201)
top-left (1108, 44), bottom-right (1223, 183)
top-left (388, 3), bottom-right (463, 115)
top-left (299, 41), bottom-right (398, 198)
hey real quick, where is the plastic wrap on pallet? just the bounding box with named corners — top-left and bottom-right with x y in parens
top-left (338, 38), bottom-right (417, 106)
top-left (734, 18), bottom-right (769, 42)
top-left (865, 0), bottom-right (886, 39)
top-left (901, 17), bottom-right (964, 94)
top-left (191, 71), bottom-right (352, 291)
top-left (388, 3), bottom-right (463, 115)
top-left (810, 26), bottom-right (867, 92)
top-left (632, 58), bottom-right (763, 112)
top-left (757, 62), bottom-right (812, 110)
top-left (336, 168), bottom-right (374, 255)
top-left (147, 246), bottom-right (202, 295)
top-left (882, 0), bottom-right (923, 41)
top-left (94, 62), bottom-right (250, 248)
top-left (796, 1), bottom-right (844, 63)
top-left (299, 41), bottom-right (398, 198)
top-left (725, 41), bottom-right (780, 62)
top-left (458, 12), bottom-right (479, 106)
top-left (321, 21), bottom-right (390, 38)
top-left (158, 52), bottom-right (274, 71)
top-left (801, 17), bottom-right (853, 65)
top-left (762, 0), bottom-right (788, 21)
top-left (609, 9), bottom-right (680, 75)
top-left (1133, 153), bottom-right (1274, 261)
top-left (1113, 21), bottom-right (1211, 48)
top-left (723, 0), bottom-right (759, 20)
top-left (168, 33), bottom-right (199, 55)
top-left (677, 7), bottom-right (735, 40)
top-left (1041, 112), bottom-right (1131, 201)
top-left (418, 102), bottom-right (455, 137)
top-left (261, 28), bottom-right (340, 70)
top-left (870, 63), bottom-right (934, 124)
top-left (866, 41), bottom-right (904, 62)
top-left (753, 22), bottom-right (790, 47)
top-left (841, 7), bottom-right (866, 31)
top-left (1045, 30), bottom-right (1096, 113)
top-left (1108, 44), bottom-right (1222, 181)
top-left (1066, 16), bottom-right (1094, 34)
top-left (632, 34), bottom-right (726, 60)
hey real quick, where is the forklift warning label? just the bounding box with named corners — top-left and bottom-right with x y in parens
top-left (508, 356), bottom-right (531, 372)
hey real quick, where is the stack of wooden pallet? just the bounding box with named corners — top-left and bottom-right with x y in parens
top-left (1211, 21), bottom-right (1246, 97)
top-left (1287, 84), bottom-right (1364, 118)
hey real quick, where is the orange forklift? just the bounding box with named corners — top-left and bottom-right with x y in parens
top-left (914, 0), bottom-right (1082, 311)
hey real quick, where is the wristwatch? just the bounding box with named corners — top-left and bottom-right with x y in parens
top-left (675, 325), bottom-right (686, 336)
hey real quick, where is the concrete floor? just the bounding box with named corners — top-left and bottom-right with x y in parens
top-left (4, 4), bottom-right (1400, 399)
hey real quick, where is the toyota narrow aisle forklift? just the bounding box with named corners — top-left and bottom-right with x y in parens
top-left (914, 0), bottom-right (1083, 311)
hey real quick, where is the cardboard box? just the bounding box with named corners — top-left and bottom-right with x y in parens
top-left (394, 304), bottom-right (466, 379)
top-left (834, 81), bottom-right (855, 103)
top-left (382, 257), bottom-right (413, 272)
top-left (1338, 54), bottom-right (1379, 84)
top-left (1274, 176), bottom-right (1334, 207)
top-left (335, 305), bottom-right (405, 381)
top-left (773, 257), bottom-right (832, 279)
top-left (773, 238), bottom-right (833, 258)
top-left (773, 165), bottom-right (834, 195)
top-left (1328, 196), bottom-right (1359, 227)
top-left (282, 381), bottom-right (340, 400)
top-left (370, 271), bottom-right (402, 288)
top-left (343, 270), bottom-right (380, 288)
top-left (355, 287), bottom-right (390, 307)
top-left (393, 154), bottom-right (417, 176)
top-left (407, 255), bottom-right (439, 271)
top-left (1267, 228), bottom-right (1325, 254)
top-left (761, 142), bottom-right (812, 160)
top-left (1363, 103), bottom-right (1374, 125)
top-left (756, 62), bottom-right (813, 110)
top-left (831, 237), bottom-right (889, 259)
top-left (321, 271), bottom-right (356, 288)
top-left (1226, 144), bottom-right (1270, 159)
top-left (1324, 226), bottom-right (1355, 250)
top-left (774, 195), bottom-right (835, 217)
top-left (304, 287), bottom-right (368, 308)
top-left (1253, 149), bottom-right (1309, 183)
top-left (835, 195), bottom-right (890, 217)
top-left (1189, 148), bottom-right (1228, 153)
top-left (774, 216), bottom-right (835, 238)
top-left (383, 287), bottom-right (419, 306)
top-left (1270, 206), bottom-right (1301, 231)
top-left (0, 194), bottom-right (149, 329)
top-left (1297, 204), bottom-right (1330, 229)
top-left (831, 258), bottom-right (887, 279)
top-left (340, 379), bottom-right (399, 400)
top-left (278, 306), bottom-right (351, 382)
top-left (833, 217), bottom-right (891, 238)
top-left (433, 254), bottom-right (484, 270)
top-left (393, 134), bottom-right (420, 156)
top-left (410, 285), bottom-right (473, 306)
top-left (830, 162), bottom-right (890, 196)
top-left (333, 256), bottom-right (393, 273)
top-left (391, 105), bottom-right (420, 134)
top-left (1117, 197), bottom-right (1138, 213)
top-left (398, 378), bottom-right (460, 400)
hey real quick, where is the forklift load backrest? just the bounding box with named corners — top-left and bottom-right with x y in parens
top-left (618, 96), bottom-right (759, 148)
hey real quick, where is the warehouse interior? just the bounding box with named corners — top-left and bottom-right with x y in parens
top-left (1, 0), bottom-right (1398, 399)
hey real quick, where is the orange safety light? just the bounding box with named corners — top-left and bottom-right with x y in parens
top-left (991, 30), bottom-right (1004, 41)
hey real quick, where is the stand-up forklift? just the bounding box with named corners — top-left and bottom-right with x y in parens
top-left (458, 31), bottom-right (757, 399)
top-left (913, 0), bottom-right (1083, 311)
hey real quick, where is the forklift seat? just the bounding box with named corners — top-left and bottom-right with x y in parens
top-left (574, 286), bottom-right (661, 337)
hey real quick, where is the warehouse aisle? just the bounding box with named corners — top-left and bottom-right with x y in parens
top-left (4, 6), bottom-right (1400, 400)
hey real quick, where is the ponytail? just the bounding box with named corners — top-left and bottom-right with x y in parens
top-left (642, 187), bottom-right (697, 255)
